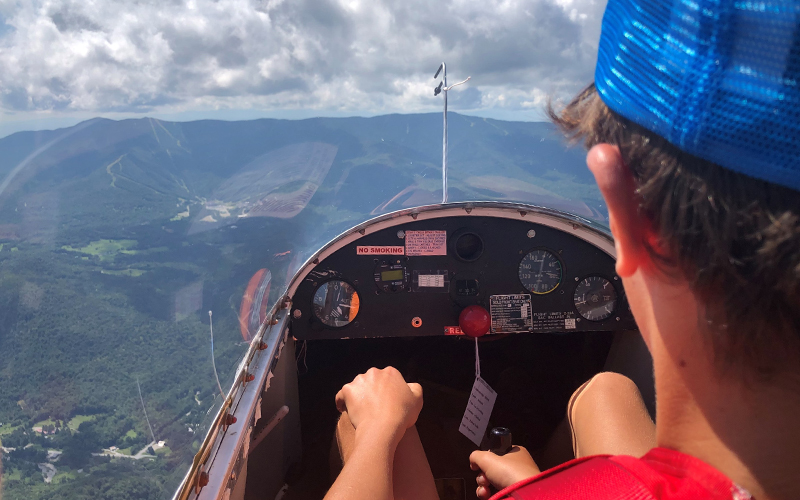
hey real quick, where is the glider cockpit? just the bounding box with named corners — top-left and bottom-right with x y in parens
top-left (176, 202), bottom-right (655, 500)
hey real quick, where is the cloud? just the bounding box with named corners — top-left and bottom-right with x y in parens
top-left (0, 0), bottom-right (606, 116)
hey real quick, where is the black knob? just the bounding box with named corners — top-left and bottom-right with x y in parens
top-left (488, 427), bottom-right (512, 456)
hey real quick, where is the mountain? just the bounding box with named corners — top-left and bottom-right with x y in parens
top-left (0, 113), bottom-right (600, 500)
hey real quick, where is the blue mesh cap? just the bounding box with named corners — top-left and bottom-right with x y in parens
top-left (595, 0), bottom-right (800, 190)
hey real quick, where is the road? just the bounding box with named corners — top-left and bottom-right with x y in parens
top-left (93, 441), bottom-right (157, 460)
top-left (37, 463), bottom-right (57, 483)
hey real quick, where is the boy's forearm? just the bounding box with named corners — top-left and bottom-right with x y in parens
top-left (324, 425), bottom-right (402, 500)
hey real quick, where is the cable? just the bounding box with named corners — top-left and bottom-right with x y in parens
top-left (209, 311), bottom-right (226, 400)
top-left (136, 378), bottom-right (157, 443)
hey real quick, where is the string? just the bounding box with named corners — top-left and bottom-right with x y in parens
top-left (209, 310), bottom-right (226, 400)
top-left (474, 338), bottom-right (479, 378)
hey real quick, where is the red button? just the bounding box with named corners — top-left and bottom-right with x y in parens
top-left (459, 305), bottom-right (490, 338)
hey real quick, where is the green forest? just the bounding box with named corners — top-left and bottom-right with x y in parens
top-left (0, 114), bottom-right (595, 499)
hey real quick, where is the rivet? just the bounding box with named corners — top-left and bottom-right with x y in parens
top-left (196, 470), bottom-right (210, 492)
top-left (293, 309), bottom-right (302, 319)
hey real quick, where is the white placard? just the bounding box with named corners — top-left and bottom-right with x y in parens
top-left (405, 230), bottom-right (447, 256)
top-left (459, 377), bottom-right (497, 446)
top-left (418, 274), bottom-right (445, 287)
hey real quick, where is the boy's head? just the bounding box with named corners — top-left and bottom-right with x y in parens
top-left (549, 0), bottom-right (800, 379)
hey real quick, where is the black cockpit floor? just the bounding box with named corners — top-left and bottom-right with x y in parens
top-left (284, 332), bottom-right (613, 500)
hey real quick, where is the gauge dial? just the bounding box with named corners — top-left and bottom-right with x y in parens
top-left (519, 249), bottom-right (563, 294)
top-left (312, 280), bottom-right (360, 327)
top-left (574, 276), bottom-right (617, 321)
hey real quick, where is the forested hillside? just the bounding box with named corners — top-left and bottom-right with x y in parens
top-left (0, 113), bottom-right (596, 499)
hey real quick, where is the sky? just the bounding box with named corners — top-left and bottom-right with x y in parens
top-left (0, 0), bottom-right (607, 138)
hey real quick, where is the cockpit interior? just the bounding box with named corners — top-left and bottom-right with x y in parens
top-left (177, 203), bottom-right (655, 500)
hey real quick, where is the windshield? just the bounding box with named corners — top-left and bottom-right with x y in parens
top-left (0, 3), bottom-right (607, 499)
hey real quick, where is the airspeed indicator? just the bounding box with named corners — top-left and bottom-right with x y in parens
top-left (574, 276), bottom-right (617, 321)
top-left (519, 249), bottom-right (562, 295)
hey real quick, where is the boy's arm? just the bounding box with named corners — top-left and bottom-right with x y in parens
top-left (470, 447), bottom-right (541, 500)
top-left (324, 422), bottom-right (401, 500)
top-left (324, 367), bottom-right (423, 500)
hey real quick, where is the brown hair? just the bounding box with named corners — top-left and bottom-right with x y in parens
top-left (548, 84), bottom-right (800, 379)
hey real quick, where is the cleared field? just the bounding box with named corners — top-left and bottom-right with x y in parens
top-left (101, 269), bottom-right (146, 277)
top-left (154, 446), bottom-right (171, 456)
top-left (0, 424), bottom-right (20, 436)
top-left (62, 239), bottom-right (139, 262)
top-left (52, 471), bottom-right (78, 484)
top-left (171, 206), bottom-right (190, 221)
top-left (33, 418), bottom-right (58, 430)
top-left (3, 469), bottom-right (22, 481)
top-left (67, 415), bottom-right (96, 432)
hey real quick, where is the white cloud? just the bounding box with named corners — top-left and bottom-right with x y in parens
top-left (0, 0), bottom-right (606, 117)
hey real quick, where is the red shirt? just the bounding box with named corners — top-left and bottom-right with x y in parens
top-left (489, 448), bottom-right (752, 500)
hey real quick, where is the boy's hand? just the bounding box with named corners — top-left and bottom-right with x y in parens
top-left (469, 446), bottom-right (541, 500)
top-left (335, 367), bottom-right (423, 443)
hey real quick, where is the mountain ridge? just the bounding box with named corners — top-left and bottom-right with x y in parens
top-left (0, 112), bottom-right (603, 500)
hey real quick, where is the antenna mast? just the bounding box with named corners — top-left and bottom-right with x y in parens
top-left (433, 63), bottom-right (470, 204)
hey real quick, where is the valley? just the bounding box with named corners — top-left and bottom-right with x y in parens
top-left (0, 113), bottom-right (600, 499)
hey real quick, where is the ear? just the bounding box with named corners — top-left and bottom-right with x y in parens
top-left (586, 144), bottom-right (650, 278)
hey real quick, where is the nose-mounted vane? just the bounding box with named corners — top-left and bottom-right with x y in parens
top-left (433, 63), bottom-right (470, 204)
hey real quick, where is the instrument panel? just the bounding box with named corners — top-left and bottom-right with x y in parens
top-left (290, 213), bottom-right (636, 340)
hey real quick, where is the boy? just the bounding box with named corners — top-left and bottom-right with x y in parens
top-left (325, 1), bottom-right (800, 499)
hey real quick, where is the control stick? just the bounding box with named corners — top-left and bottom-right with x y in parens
top-left (474, 427), bottom-right (513, 496)
top-left (487, 427), bottom-right (513, 456)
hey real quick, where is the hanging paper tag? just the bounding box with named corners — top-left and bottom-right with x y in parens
top-left (459, 376), bottom-right (497, 446)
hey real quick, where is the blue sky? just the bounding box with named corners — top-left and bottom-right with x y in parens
top-left (0, 0), bottom-right (606, 138)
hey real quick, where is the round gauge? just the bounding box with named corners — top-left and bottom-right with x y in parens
top-left (312, 280), bottom-right (360, 328)
top-left (574, 276), bottom-right (617, 321)
top-left (519, 249), bottom-right (563, 294)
